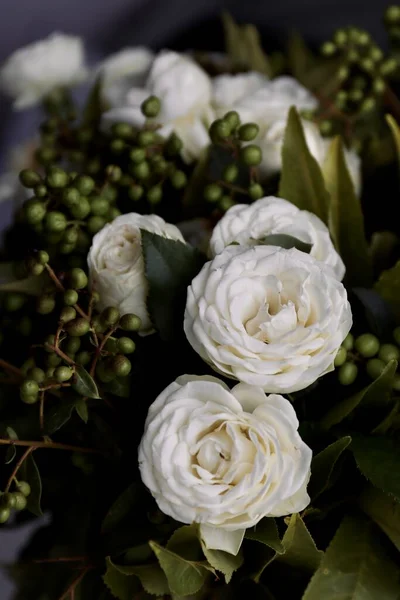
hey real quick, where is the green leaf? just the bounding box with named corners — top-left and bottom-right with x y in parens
top-left (182, 147), bottom-right (210, 213)
top-left (279, 107), bottom-right (330, 224)
top-left (75, 397), bottom-right (89, 423)
top-left (105, 557), bottom-right (169, 596)
top-left (44, 396), bottom-right (77, 434)
top-left (141, 230), bottom-right (206, 341)
top-left (245, 518), bottom-right (284, 554)
top-left (372, 400), bottom-right (399, 434)
top-left (102, 483), bottom-right (140, 534)
top-left (253, 233), bottom-right (312, 254)
top-left (320, 360), bottom-right (397, 429)
top-left (0, 262), bottom-right (16, 283)
top-left (302, 515), bottom-right (400, 600)
top-left (351, 434), bottom-right (400, 501)
top-left (3, 426), bottom-right (18, 464)
top-left (102, 376), bottom-right (130, 398)
top-left (149, 538), bottom-right (214, 597)
top-left (72, 365), bottom-right (100, 399)
top-left (375, 259), bottom-right (400, 322)
top-left (278, 514), bottom-right (322, 573)
top-left (0, 272), bottom-right (50, 296)
top-left (359, 484), bottom-right (400, 552)
top-left (308, 437), bottom-right (352, 499)
top-left (222, 13), bottom-right (271, 76)
top-left (286, 31), bottom-right (316, 87)
top-left (83, 76), bottom-right (103, 123)
top-left (103, 558), bottom-right (143, 600)
top-left (323, 136), bottom-right (372, 287)
top-left (19, 453), bottom-right (42, 516)
top-left (200, 544), bottom-right (243, 584)
top-left (386, 114), bottom-right (400, 170)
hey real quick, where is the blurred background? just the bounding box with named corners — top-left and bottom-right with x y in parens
top-left (0, 0), bottom-right (389, 597)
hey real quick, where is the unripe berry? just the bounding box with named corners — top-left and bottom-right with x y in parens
top-left (204, 183), bottom-right (222, 203)
top-left (119, 313), bottom-right (142, 331)
top-left (3, 292), bottom-right (26, 312)
top-left (355, 333), bottom-right (380, 357)
top-left (130, 147), bottom-right (146, 164)
top-left (141, 95), bottom-right (161, 118)
top-left (248, 183), bottom-right (264, 200)
top-left (68, 268), bottom-right (88, 289)
top-left (0, 507), bottom-right (10, 524)
top-left (338, 362), bottom-right (358, 385)
top-left (210, 119), bottom-right (231, 142)
top-left (224, 110), bottom-right (240, 130)
top-left (13, 492), bottom-right (27, 511)
top-left (87, 215), bottom-right (106, 234)
top-left (90, 196), bottom-right (109, 216)
top-left (129, 185), bottom-right (144, 201)
top-left (65, 318), bottom-right (91, 337)
top-left (117, 337), bottom-right (136, 354)
top-left (75, 351), bottom-right (91, 366)
top-left (240, 145), bottom-right (262, 166)
top-left (46, 166), bottom-right (69, 189)
top-left (69, 198), bottom-right (91, 220)
top-left (63, 289), bottom-right (79, 306)
top-left (147, 185), bottom-right (162, 205)
top-left (19, 169), bottom-right (42, 188)
top-left (60, 306), bottom-right (77, 323)
top-left (110, 355), bottom-right (132, 377)
top-left (238, 123), bottom-right (260, 142)
top-left (170, 170), bottom-right (187, 189)
top-left (366, 358), bottom-right (386, 380)
top-left (223, 164), bottom-right (239, 183)
top-left (45, 211), bottom-right (67, 233)
top-left (111, 122), bottom-right (133, 139)
top-left (16, 481), bottom-right (31, 497)
top-left (102, 307), bottom-right (120, 327)
top-left (36, 294), bottom-right (56, 315)
top-left (25, 201), bottom-right (46, 224)
top-left (75, 175), bottom-right (95, 196)
top-left (334, 346), bottom-right (347, 367)
top-left (378, 344), bottom-right (400, 364)
top-left (54, 366), bottom-right (74, 382)
top-left (27, 367), bottom-right (46, 384)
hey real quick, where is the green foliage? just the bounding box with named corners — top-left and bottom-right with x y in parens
top-left (278, 514), bottom-right (322, 573)
top-left (375, 259), bottom-right (400, 321)
top-left (302, 515), bottom-right (400, 599)
top-left (222, 12), bottom-right (271, 76)
top-left (245, 518), bottom-right (284, 554)
top-left (83, 76), bottom-right (104, 123)
top-left (44, 396), bottom-right (78, 434)
top-left (351, 434), bottom-right (400, 501)
top-left (308, 436), bottom-right (352, 499)
top-left (386, 114), bottom-right (400, 169)
top-left (254, 234), bottom-right (313, 254)
top-left (279, 107), bottom-right (330, 223)
top-left (19, 453), bottom-right (42, 516)
top-left (359, 484), bottom-right (400, 551)
top-left (72, 365), bottom-right (101, 399)
top-left (105, 557), bottom-right (169, 597)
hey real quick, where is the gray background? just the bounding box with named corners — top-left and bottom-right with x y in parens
top-left (0, 0), bottom-right (389, 597)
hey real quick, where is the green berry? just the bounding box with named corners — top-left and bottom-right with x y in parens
top-left (92, 315), bottom-right (107, 334)
top-left (170, 170), bottom-right (187, 189)
top-left (380, 58), bottom-right (398, 76)
top-left (355, 333), bottom-right (380, 357)
top-left (0, 507), bottom-right (10, 524)
top-left (132, 161), bottom-right (150, 180)
top-left (366, 358), bottom-right (386, 380)
top-left (3, 292), bottom-right (26, 312)
top-left (45, 211), bottom-right (67, 232)
top-left (204, 183), bottom-right (222, 203)
top-left (27, 367), bottom-right (45, 384)
top-left (96, 361), bottom-right (116, 383)
top-left (13, 492), bottom-right (27, 511)
top-left (37, 250), bottom-right (49, 265)
top-left (110, 355), bottom-right (132, 377)
top-left (117, 337), bottom-right (136, 354)
top-left (130, 147), bottom-right (146, 164)
top-left (90, 196), bottom-right (109, 216)
top-left (60, 243), bottom-right (77, 255)
top-left (147, 185), bottom-right (163, 205)
top-left (373, 78), bottom-right (386, 95)
top-left (321, 41), bottom-right (336, 56)
top-left (103, 185), bottom-right (117, 202)
top-left (210, 119), bottom-right (231, 142)
top-left (54, 366), bottom-right (74, 382)
top-left (75, 175), bottom-right (95, 196)
top-left (16, 481), bottom-right (31, 497)
top-left (385, 5), bottom-right (400, 24)
top-left (20, 380), bottom-right (39, 396)
top-left (219, 196), bottom-right (235, 211)
top-left (19, 169), bottom-right (42, 188)
top-left (165, 133), bottom-right (183, 157)
top-left (102, 307), bottom-right (120, 327)
top-left (337, 66), bottom-right (349, 81)
top-left (152, 156), bottom-right (168, 175)
top-left (107, 207), bottom-right (121, 221)
top-left (141, 95), bottom-right (161, 118)
top-left (44, 334), bottom-right (56, 351)
top-left (334, 29), bottom-right (348, 47)
top-left (60, 306), bottom-right (77, 323)
top-left (224, 111), bottom-right (240, 130)
top-left (137, 130), bottom-right (155, 147)
top-left (342, 333), bottom-right (354, 351)
top-left (35, 147), bottom-right (57, 165)
top-left (87, 215), bottom-right (106, 234)
top-left (119, 313), bottom-right (142, 331)
top-left (25, 201), bottom-right (46, 224)
top-left (129, 185), bottom-right (144, 201)
top-left (106, 165), bottom-right (122, 182)
top-left (75, 351), bottom-right (91, 366)
top-left (36, 294), bottom-right (56, 315)
top-left (240, 145), bottom-right (262, 166)
top-left (29, 262), bottom-right (44, 276)
top-left (105, 338), bottom-right (118, 354)
top-left (378, 343), bottom-right (400, 364)
top-left (238, 123), bottom-right (260, 142)
top-left (319, 120), bottom-right (333, 135)
top-left (68, 268), bottom-right (88, 290)
top-left (63, 289), bottom-right (79, 306)
top-left (46, 166), bottom-right (69, 189)
top-left (69, 197), bottom-right (91, 219)
top-left (17, 316), bottom-right (32, 337)
top-left (248, 183), bottom-right (264, 200)
top-left (34, 184), bottom-right (47, 198)
top-left (64, 337), bottom-right (81, 354)
top-left (392, 373), bottom-right (400, 391)
top-left (338, 362), bottom-right (358, 385)
top-left (65, 318), bottom-right (91, 337)
top-left (334, 346), bottom-right (347, 367)
top-left (370, 47), bottom-right (384, 62)
top-left (46, 354), bottom-right (62, 367)
top-left (2, 493), bottom-right (16, 509)
top-left (63, 228), bottom-right (79, 245)
top-left (110, 139), bottom-right (126, 154)
top-left (335, 90), bottom-right (348, 109)
top-left (111, 122), bottom-right (133, 139)
top-left (349, 88), bottom-right (363, 103)
top-left (223, 164), bottom-right (239, 183)
top-left (62, 187), bottom-right (80, 207)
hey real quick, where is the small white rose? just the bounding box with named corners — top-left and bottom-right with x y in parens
top-left (102, 50), bottom-right (214, 162)
top-left (209, 196), bottom-right (345, 280)
top-left (184, 245), bottom-right (352, 393)
top-left (0, 33), bottom-right (87, 109)
top-left (87, 212), bottom-right (184, 334)
top-left (96, 47), bottom-right (154, 108)
top-left (213, 72), bottom-right (270, 116)
top-left (139, 375), bottom-right (312, 555)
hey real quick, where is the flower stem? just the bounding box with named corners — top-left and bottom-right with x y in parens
top-left (5, 446), bottom-right (34, 492)
top-left (0, 438), bottom-right (102, 454)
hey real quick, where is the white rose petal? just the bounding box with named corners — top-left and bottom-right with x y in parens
top-left (213, 72), bottom-right (270, 117)
top-left (184, 245), bottom-right (352, 393)
top-left (209, 196), bottom-right (345, 280)
top-left (139, 375), bottom-right (312, 554)
top-left (87, 213), bottom-right (184, 335)
top-left (0, 33), bottom-right (87, 109)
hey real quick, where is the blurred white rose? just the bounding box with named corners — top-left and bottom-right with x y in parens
top-left (96, 47), bottom-right (154, 107)
top-left (0, 33), bottom-right (87, 109)
top-left (139, 374), bottom-right (312, 555)
top-left (87, 213), bottom-right (184, 334)
top-left (102, 51), bottom-right (214, 162)
top-left (185, 245), bottom-right (352, 393)
top-left (212, 72), bottom-right (269, 115)
top-left (209, 196), bottom-right (345, 280)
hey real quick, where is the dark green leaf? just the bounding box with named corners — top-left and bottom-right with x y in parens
top-left (386, 114), bottom-right (400, 170)
top-left (254, 233), bottom-right (312, 254)
top-left (0, 272), bottom-right (50, 296)
top-left (351, 434), bottom-right (400, 501)
top-left (72, 365), bottom-right (100, 399)
top-left (370, 231), bottom-right (400, 277)
top-left (102, 483), bottom-right (140, 534)
top-left (320, 360), bottom-right (397, 430)
top-left (302, 515), bottom-right (400, 599)
top-left (182, 147), bottom-right (210, 214)
top-left (200, 544), bottom-right (243, 584)
top-left (4, 426), bottom-right (18, 464)
top-left (372, 400), bottom-right (399, 434)
top-left (308, 437), bottom-right (352, 499)
top-left (351, 287), bottom-right (395, 339)
top-left (102, 376), bottom-right (130, 398)
top-left (75, 397), bottom-right (89, 423)
top-left (279, 107), bottom-right (330, 224)
top-left (141, 230), bottom-right (206, 341)
top-left (106, 557), bottom-right (169, 596)
top-left (103, 558), bottom-right (143, 600)
top-left (19, 453), bottom-right (42, 516)
top-left (44, 396), bottom-right (77, 434)
top-left (359, 484), bottom-right (400, 552)
top-left (375, 259), bottom-right (400, 322)
top-left (222, 13), bottom-right (271, 75)
top-left (286, 31), bottom-right (316, 87)
top-left (278, 514), bottom-right (322, 573)
top-left (245, 518), bottom-right (284, 554)
top-left (0, 262), bottom-right (15, 283)
top-left (323, 136), bottom-right (372, 287)
top-left (83, 76), bottom-right (103, 123)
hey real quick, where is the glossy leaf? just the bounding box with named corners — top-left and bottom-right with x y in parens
top-left (105, 557), bottom-right (169, 596)
top-left (386, 114), bottom-right (400, 170)
top-left (359, 484), bottom-right (400, 552)
top-left (44, 396), bottom-right (77, 434)
top-left (308, 436), bottom-right (352, 499)
top-left (278, 514), bottom-right (322, 573)
top-left (351, 434), bottom-right (400, 501)
top-left (72, 365), bottom-right (100, 399)
top-left (245, 518), bottom-right (284, 554)
top-left (75, 397), bottom-right (89, 423)
top-left (375, 259), bottom-right (400, 321)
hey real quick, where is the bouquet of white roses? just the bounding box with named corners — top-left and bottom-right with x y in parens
top-left (1, 9), bottom-right (400, 600)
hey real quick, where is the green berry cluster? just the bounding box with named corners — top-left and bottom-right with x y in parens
top-left (204, 112), bottom-right (264, 212)
top-left (0, 480), bottom-right (31, 524)
top-left (384, 5), bottom-right (400, 45)
top-left (335, 329), bottom-right (400, 389)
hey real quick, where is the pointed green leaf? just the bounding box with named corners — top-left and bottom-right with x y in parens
top-left (0, 272), bottom-right (50, 296)
top-left (72, 365), bottom-right (100, 399)
top-left (386, 114), bottom-right (400, 169)
top-left (320, 360), bottom-right (397, 430)
top-left (241, 24), bottom-right (271, 76)
top-left (222, 12), bottom-right (248, 68)
top-left (141, 230), bottom-right (206, 341)
top-left (372, 400), bottom-right (399, 434)
top-left (302, 515), bottom-right (400, 600)
top-left (83, 76), bottom-right (103, 123)
top-left (323, 136), bottom-right (372, 287)
top-left (278, 514), bottom-right (322, 572)
top-left (279, 107), bottom-right (330, 223)
top-left (254, 233), bottom-right (312, 254)
top-left (44, 396), bottom-right (77, 434)
top-left (103, 558), bottom-right (143, 600)
top-left (102, 376), bottom-right (130, 398)
top-left (106, 557), bottom-right (169, 596)
top-left (359, 484), bottom-right (400, 552)
top-left (308, 436), bottom-right (352, 499)
top-left (3, 426), bottom-right (18, 464)
top-left (102, 483), bottom-right (140, 534)
top-left (75, 397), bottom-right (89, 423)
top-left (200, 544), bottom-right (243, 584)
top-left (351, 434), bottom-right (400, 501)
top-left (19, 453), bottom-right (42, 516)
top-left (375, 259), bottom-right (400, 321)
top-left (245, 518), bottom-right (284, 554)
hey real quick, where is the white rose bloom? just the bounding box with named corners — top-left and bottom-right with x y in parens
top-left (209, 196), bottom-right (345, 280)
top-left (102, 51), bottom-right (214, 162)
top-left (87, 213), bottom-right (184, 335)
top-left (184, 245), bottom-right (352, 393)
top-left (0, 33), bottom-right (87, 109)
top-left (96, 47), bottom-right (154, 108)
top-left (139, 374), bottom-right (312, 555)
top-left (213, 72), bottom-right (270, 116)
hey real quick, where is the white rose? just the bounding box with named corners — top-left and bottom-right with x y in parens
top-left (209, 196), bottom-right (345, 280)
top-left (87, 213), bottom-right (184, 334)
top-left (139, 374), bottom-right (312, 555)
top-left (102, 51), bottom-right (214, 162)
top-left (184, 245), bottom-right (352, 393)
top-left (0, 33), bottom-right (87, 109)
top-left (213, 72), bottom-right (270, 116)
top-left (96, 47), bottom-right (154, 108)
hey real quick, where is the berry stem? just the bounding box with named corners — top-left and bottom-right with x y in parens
top-left (57, 566), bottom-right (92, 600)
top-left (0, 358), bottom-right (23, 379)
top-left (0, 438), bottom-right (102, 454)
top-left (44, 264), bottom-right (90, 321)
top-left (5, 446), bottom-right (34, 492)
